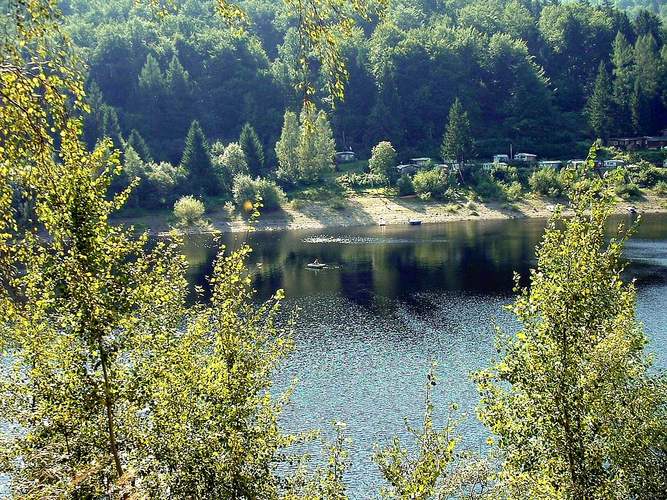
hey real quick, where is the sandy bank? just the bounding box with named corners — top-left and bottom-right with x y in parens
top-left (115, 194), bottom-right (667, 235)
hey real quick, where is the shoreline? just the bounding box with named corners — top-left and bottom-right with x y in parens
top-left (114, 193), bottom-right (667, 235)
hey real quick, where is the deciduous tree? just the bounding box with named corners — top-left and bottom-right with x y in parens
top-left (476, 149), bottom-right (667, 498)
top-left (441, 98), bottom-right (473, 166)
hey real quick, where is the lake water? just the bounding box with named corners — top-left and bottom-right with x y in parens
top-left (181, 213), bottom-right (667, 498)
top-left (2, 214), bottom-right (666, 497)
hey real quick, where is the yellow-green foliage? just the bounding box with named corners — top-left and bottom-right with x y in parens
top-left (131, 244), bottom-right (297, 497)
top-left (173, 195), bottom-right (206, 226)
top-left (476, 149), bottom-right (667, 498)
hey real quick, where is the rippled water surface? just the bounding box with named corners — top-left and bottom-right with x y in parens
top-left (3, 215), bottom-right (666, 497)
top-left (180, 214), bottom-right (667, 497)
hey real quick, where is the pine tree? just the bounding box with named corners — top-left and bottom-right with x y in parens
top-left (126, 129), bottom-right (153, 163)
top-left (181, 120), bottom-right (218, 196)
top-left (166, 54), bottom-right (192, 96)
top-left (239, 123), bottom-right (265, 178)
top-left (138, 54), bottom-right (165, 94)
top-left (632, 34), bottom-right (660, 134)
top-left (164, 54), bottom-right (194, 151)
top-left (441, 98), bottom-right (473, 166)
top-left (83, 81), bottom-right (106, 148)
top-left (586, 62), bottom-right (614, 141)
top-left (101, 104), bottom-right (124, 149)
top-left (611, 32), bottom-right (635, 136)
top-left (275, 111), bottom-right (300, 184)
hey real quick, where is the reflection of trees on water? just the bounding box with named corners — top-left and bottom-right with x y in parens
top-left (178, 214), bottom-right (667, 305)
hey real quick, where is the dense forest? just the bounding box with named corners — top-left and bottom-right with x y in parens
top-left (67, 0), bottom-right (667, 168)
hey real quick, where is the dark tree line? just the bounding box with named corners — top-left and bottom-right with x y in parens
top-left (69, 0), bottom-right (667, 166)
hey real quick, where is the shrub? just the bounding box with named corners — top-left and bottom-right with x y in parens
top-left (397, 174), bottom-right (415, 196)
top-left (470, 170), bottom-right (503, 199)
top-left (628, 162), bottom-right (667, 188)
top-left (232, 174), bottom-right (256, 207)
top-left (336, 172), bottom-right (388, 189)
top-left (173, 196), bottom-right (205, 226)
top-left (254, 178), bottom-right (286, 211)
top-left (502, 181), bottom-right (523, 202)
top-left (337, 172), bottom-right (387, 189)
top-left (413, 168), bottom-right (449, 198)
top-left (490, 164), bottom-right (519, 184)
top-left (529, 168), bottom-right (564, 197)
top-left (232, 175), bottom-right (286, 212)
top-left (655, 181), bottom-right (667, 196)
top-left (615, 181), bottom-right (641, 200)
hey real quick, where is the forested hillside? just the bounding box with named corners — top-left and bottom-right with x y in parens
top-left (65, 0), bottom-right (667, 164)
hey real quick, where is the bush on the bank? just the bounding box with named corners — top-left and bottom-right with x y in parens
top-left (337, 172), bottom-right (387, 189)
top-left (470, 169), bottom-right (503, 199)
top-left (173, 196), bottom-right (205, 226)
top-left (501, 181), bottom-right (523, 202)
top-left (529, 168), bottom-right (565, 197)
top-left (397, 174), bottom-right (415, 196)
top-left (232, 175), bottom-right (286, 211)
top-left (655, 181), bottom-right (667, 196)
top-left (615, 181), bottom-right (642, 200)
top-left (413, 168), bottom-right (450, 199)
top-left (490, 163), bottom-right (520, 185)
top-left (626, 162), bottom-right (667, 188)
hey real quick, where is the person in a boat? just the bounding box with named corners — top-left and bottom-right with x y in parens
top-left (312, 258), bottom-right (320, 265)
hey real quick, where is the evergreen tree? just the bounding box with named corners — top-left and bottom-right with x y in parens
top-left (181, 120), bottom-right (218, 196)
top-left (441, 98), bottom-right (473, 166)
top-left (275, 111), bottom-right (301, 184)
top-left (83, 81), bottom-right (106, 148)
top-left (100, 104), bottom-right (124, 149)
top-left (239, 123), bottom-right (265, 178)
top-left (611, 32), bottom-right (635, 136)
top-left (633, 9), bottom-right (663, 45)
top-left (661, 45), bottom-right (667, 109)
top-left (632, 34), bottom-right (661, 134)
top-left (586, 62), bottom-right (614, 141)
top-left (138, 54), bottom-right (165, 94)
top-left (126, 129), bottom-right (153, 163)
top-left (166, 54), bottom-right (192, 96)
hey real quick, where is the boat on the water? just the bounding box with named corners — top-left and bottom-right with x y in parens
top-left (307, 262), bottom-right (327, 269)
top-left (379, 218), bottom-right (387, 226)
top-left (409, 219), bottom-right (422, 226)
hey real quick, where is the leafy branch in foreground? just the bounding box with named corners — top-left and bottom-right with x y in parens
top-left (476, 145), bottom-right (667, 499)
top-left (374, 367), bottom-right (494, 499)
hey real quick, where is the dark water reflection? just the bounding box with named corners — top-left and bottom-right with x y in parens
top-left (180, 213), bottom-right (667, 497)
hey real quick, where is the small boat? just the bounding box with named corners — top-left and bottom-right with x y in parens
top-left (379, 218), bottom-right (387, 226)
top-left (307, 262), bottom-right (327, 269)
top-left (409, 219), bottom-right (422, 226)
